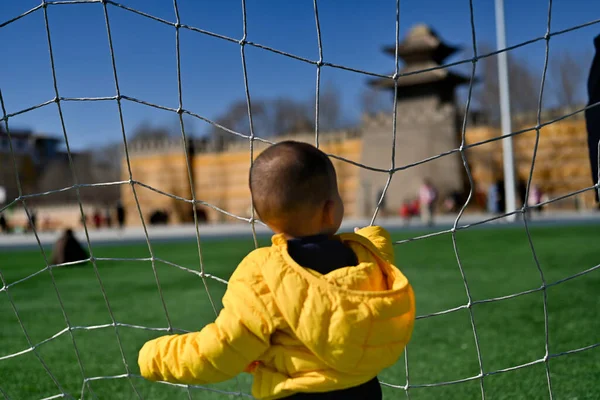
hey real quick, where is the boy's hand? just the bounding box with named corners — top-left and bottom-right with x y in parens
top-left (244, 361), bottom-right (261, 373)
top-left (354, 227), bottom-right (361, 233)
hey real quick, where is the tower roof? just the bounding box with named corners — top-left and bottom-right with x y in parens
top-left (369, 66), bottom-right (470, 90)
top-left (383, 24), bottom-right (461, 65)
top-left (370, 24), bottom-right (469, 91)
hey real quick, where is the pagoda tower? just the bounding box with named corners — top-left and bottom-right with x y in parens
top-left (357, 24), bottom-right (470, 217)
top-left (370, 24), bottom-right (469, 100)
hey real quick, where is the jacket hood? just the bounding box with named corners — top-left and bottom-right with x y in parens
top-left (261, 232), bottom-right (415, 376)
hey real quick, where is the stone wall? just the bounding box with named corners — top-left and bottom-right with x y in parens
top-left (465, 116), bottom-right (596, 210)
top-left (123, 132), bottom-right (362, 225)
top-left (122, 138), bottom-right (193, 226)
top-left (193, 132), bottom-right (362, 223)
top-left (357, 95), bottom-right (465, 217)
top-left (120, 117), bottom-right (596, 226)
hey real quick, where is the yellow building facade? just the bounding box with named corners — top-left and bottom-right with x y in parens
top-left (122, 132), bottom-right (363, 226)
top-left (122, 118), bottom-right (595, 226)
top-left (466, 115), bottom-right (596, 210)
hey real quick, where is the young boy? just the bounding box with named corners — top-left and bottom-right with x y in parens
top-left (138, 141), bottom-right (415, 399)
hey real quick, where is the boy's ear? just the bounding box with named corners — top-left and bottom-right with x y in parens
top-left (322, 199), bottom-right (335, 225)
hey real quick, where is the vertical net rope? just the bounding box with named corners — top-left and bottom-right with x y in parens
top-left (1, 1), bottom-right (599, 399)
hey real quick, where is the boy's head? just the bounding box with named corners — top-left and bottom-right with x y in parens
top-left (249, 141), bottom-right (344, 238)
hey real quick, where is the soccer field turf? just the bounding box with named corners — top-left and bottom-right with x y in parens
top-left (1, 224), bottom-right (599, 400)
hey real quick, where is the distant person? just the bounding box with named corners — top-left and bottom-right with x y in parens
top-left (0, 213), bottom-right (8, 234)
top-left (528, 184), bottom-right (543, 214)
top-left (443, 191), bottom-right (462, 213)
top-left (29, 210), bottom-right (38, 232)
top-left (400, 200), bottom-right (412, 223)
top-left (50, 229), bottom-right (88, 266)
top-left (93, 209), bottom-right (102, 229)
top-left (400, 198), bottom-right (419, 225)
top-left (116, 201), bottom-right (126, 229)
top-left (138, 141), bottom-right (415, 400)
top-left (496, 180), bottom-right (506, 213)
top-left (376, 188), bottom-right (387, 216)
top-left (541, 192), bottom-right (550, 211)
top-left (419, 178), bottom-right (437, 226)
top-left (517, 180), bottom-right (527, 208)
top-left (105, 207), bottom-right (112, 228)
top-left (487, 183), bottom-right (500, 214)
top-left (585, 34), bottom-right (600, 208)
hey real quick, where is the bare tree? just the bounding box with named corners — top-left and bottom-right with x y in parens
top-left (509, 58), bottom-right (540, 118)
top-left (361, 86), bottom-right (391, 116)
top-left (167, 113), bottom-right (198, 139)
top-left (91, 143), bottom-right (122, 186)
top-left (34, 150), bottom-right (121, 206)
top-left (209, 83), bottom-right (344, 146)
top-left (130, 122), bottom-right (174, 142)
top-left (271, 98), bottom-right (312, 135)
top-left (210, 97), bottom-right (312, 144)
top-left (474, 43), bottom-right (540, 125)
top-left (317, 82), bottom-right (341, 131)
top-left (550, 50), bottom-right (588, 109)
top-left (209, 100), bottom-right (263, 149)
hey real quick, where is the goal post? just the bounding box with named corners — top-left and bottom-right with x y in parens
top-left (495, 0), bottom-right (518, 221)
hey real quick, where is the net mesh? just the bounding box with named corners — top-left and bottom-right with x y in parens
top-left (1, 0), bottom-right (599, 399)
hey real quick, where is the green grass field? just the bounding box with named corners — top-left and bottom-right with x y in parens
top-left (1, 224), bottom-right (599, 400)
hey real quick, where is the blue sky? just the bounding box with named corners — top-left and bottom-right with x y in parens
top-left (1, 0), bottom-right (599, 150)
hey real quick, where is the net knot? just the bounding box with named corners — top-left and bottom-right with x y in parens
top-left (239, 39), bottom-right (247, 47)
top-left (174, 22), bottom-right (181, 29)
top-left (176, 107), bottom-right (183, 115)
top-left (392, 72), bottom-right (399, 81)
top-left (316, 60), bottom-right (324, 68)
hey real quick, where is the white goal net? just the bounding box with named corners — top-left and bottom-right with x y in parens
top-left (1, 0), bottom-right (599, 399)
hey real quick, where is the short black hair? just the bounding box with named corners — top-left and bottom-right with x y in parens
top-left (249, 141), bottom-right (336, 227)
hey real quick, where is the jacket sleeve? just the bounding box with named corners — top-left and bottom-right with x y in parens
top-left (355, 226), bottom-right (395, 264)
top-left (138, 260), bottom-right (274, 384)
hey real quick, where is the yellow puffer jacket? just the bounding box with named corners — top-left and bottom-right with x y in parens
top-left (138, 226), bottom-right (415, 399)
